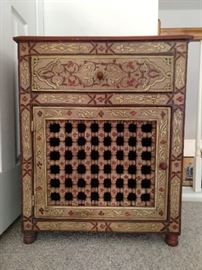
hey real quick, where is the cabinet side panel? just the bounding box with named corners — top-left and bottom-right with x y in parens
top-left (19, 42), bottom-right (33, 231)
top-left (168, 41), bottom-right (188, 234)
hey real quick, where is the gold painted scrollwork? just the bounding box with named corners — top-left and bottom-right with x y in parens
top-left (31, 55), bottom-right (174, 92)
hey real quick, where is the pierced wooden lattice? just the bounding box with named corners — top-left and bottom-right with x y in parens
top-left (47, 120), bottom-right (156, 207)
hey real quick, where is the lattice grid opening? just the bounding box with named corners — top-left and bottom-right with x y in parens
top-left (46, 120), bottom-right (156, 207)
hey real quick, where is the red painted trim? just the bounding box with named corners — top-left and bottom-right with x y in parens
top-left (13, 35), bottom-right (192, 43)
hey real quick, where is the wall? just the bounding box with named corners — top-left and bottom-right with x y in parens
top-left (43, 0), bottom-right (158, 36)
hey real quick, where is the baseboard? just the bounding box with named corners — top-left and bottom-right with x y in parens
top-left (0, 164), bottom-right (21, 235)
top-left (182, 187), bottom-right (202, 202)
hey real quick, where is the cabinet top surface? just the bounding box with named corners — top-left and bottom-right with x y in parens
top-left (13, 35), bottom-right (192, 43)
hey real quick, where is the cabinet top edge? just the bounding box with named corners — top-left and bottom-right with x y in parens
top-left (13, 35), bottom-right (192, 43)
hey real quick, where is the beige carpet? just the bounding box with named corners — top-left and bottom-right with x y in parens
top-left (0, 202), bottom-right (202, 270)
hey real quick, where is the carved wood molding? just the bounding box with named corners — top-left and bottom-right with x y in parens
top-left (161, 28), bottom-right (202, 41)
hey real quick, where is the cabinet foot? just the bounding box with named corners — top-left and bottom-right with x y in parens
top-left (165, 233), bottom-right (178, 247)
top-left (23, 231), bottom-right (37, 244)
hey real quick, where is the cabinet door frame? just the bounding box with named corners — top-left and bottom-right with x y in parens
top-left (33, 106), bottom-right (171, 221)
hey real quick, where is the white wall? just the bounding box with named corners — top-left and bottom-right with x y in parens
top-left (159, 9), bottom-right (202, 140)
top-left (43, 0), bottom-right (158, 36)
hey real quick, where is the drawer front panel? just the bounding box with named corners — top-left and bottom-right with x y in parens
top-left (33, 106), bottom-right (171, 221)
top-left (31, 55), bottom-right (174, 92)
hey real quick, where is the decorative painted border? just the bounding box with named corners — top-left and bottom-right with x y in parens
top-left (26, 41), bottom-right (174, 55)
top-left (19, 44), bottom-right (33, 231)
top-left (36, 220), bottom-right (164, 232)
top-left (34, 93), bottom-right (170, 106)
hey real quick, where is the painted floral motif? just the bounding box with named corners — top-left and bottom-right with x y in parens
top-left (32, 56), bottom-right (173, 92)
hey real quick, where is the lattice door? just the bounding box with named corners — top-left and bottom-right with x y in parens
top-left (33, 107), bottom-right (170, 220)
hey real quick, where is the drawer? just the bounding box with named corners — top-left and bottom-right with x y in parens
top-left (31, 55), bottom-right (174, 92)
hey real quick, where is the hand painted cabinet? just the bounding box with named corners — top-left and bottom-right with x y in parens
top-left (14, 36), bottom-right (191, 246)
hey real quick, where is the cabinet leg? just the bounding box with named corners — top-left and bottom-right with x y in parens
top-left (165, 233), bottom-right (178, 247)
top-left (23, 231), bottom-right (37, 244)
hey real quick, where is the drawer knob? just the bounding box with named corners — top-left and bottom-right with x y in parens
top-left (159, 162), bottom-right (168, 170)
top-left (97, 71), bottom-right (104, 80)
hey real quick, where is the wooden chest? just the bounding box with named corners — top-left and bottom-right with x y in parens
top-left (14, 36), bottom-right (190, 246)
